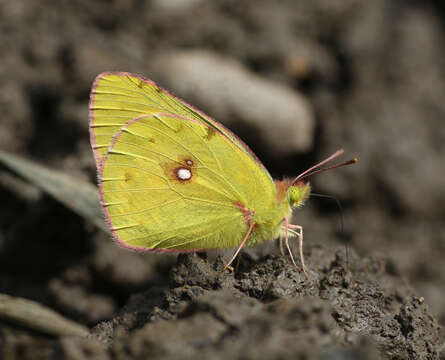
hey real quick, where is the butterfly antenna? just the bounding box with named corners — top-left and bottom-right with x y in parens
top-left (311, 192), bottom-right (350, 272)
top-left (310, 193), bottom-right (344, 234)
top-left (291, 149), bottom-right (357, 185)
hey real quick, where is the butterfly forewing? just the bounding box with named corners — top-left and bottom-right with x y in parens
top-left (90, 72), bottom-right (206, 166)
top-left (90, 72), bottom-right (270, 176)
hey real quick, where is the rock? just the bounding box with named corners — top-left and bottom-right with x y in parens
top-left (150, 51), bottom-right (315, 156)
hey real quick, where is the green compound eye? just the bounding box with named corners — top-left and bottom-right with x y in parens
top-left (288, 182), bottom-right (311, 208)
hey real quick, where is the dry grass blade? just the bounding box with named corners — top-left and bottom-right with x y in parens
top-left (0, 293), bottom-right (89, 337)
top-left (0, 150), bottom-right (108, 233)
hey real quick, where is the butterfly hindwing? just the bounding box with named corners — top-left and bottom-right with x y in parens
top-left (99, 114), bottom-right (269, 250)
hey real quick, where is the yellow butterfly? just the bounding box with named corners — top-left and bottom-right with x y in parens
top-left (89, 72), bottom-right (356, 274)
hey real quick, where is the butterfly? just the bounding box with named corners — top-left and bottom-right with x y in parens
top-left (89, 72), bottom-right (356, 274)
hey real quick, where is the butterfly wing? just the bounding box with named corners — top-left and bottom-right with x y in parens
top-left (89, 72), bottom-right (277, 251)
top-left (90, 72), bottom-right (269, 173)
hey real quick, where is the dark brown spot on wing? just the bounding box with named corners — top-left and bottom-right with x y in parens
top-left (160, 154), bottom-right (198, 184)
top-left (205, 127), bottom-right (217, 140)
top-left (124, 171), bottom-right (132, 183)
top-left (232, 201), bottom-right (256, 226)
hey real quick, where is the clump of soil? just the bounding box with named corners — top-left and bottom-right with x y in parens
top-left (48, 246), bottom-right (438, 360)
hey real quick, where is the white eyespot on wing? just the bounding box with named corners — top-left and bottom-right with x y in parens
top-left (177, 168), bottom-right (192, 180)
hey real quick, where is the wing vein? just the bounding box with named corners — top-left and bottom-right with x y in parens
top-left (137, 118), bottom-right (247, 203)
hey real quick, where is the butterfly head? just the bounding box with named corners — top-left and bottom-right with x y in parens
top-left (288, 181), bottom-right (311, 208)
top-left (282, 149), bottom-right (357, 208)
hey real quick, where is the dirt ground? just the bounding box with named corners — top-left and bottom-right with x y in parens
top-left (0, 1), bottom-right (444, 359)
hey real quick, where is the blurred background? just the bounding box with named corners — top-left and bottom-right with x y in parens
top-left (0, 0), bottom-right (444, 355)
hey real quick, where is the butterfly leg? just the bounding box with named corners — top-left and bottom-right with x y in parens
top-left (290, 224), bottom-right (307, 276)
top-left (284, 218), bottom-right (307, 276)
top-left (224, 221), bottom-right (255, 271)
top-left (283, 217), bottom-right (300, 271)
